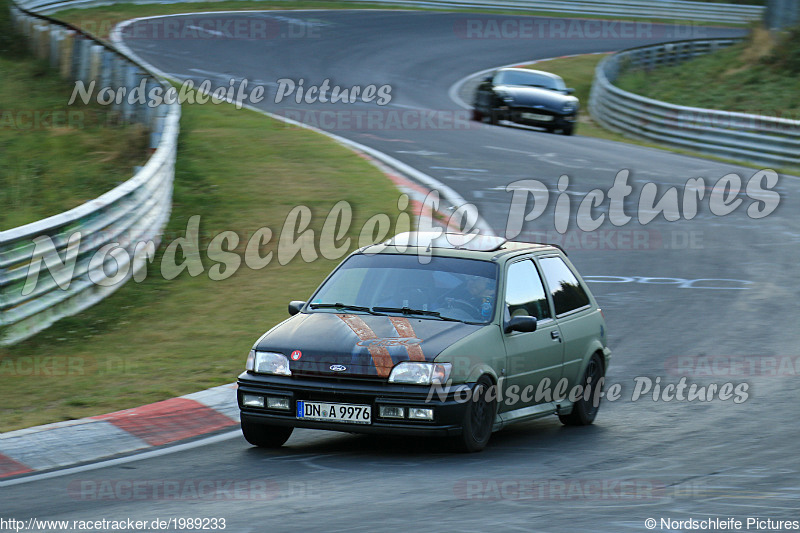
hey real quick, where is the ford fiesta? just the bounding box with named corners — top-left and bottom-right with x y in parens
top-left (237, 232), bottom-right (610, 452)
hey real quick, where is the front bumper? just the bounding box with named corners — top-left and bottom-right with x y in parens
top-left (237, 372), bottom-right (475, 437)
top-left (500, 106), bottom-right (576, 129)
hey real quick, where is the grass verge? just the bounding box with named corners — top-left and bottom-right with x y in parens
top-left (0, 6), bottom-right (148, 230)
top-left (615, 25), bottom-right (800, 118)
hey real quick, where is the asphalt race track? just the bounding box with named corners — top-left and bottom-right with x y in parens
top-left (3, 11), bottom-right (800, 532)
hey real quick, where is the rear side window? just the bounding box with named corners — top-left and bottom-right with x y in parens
top-left (538, 257), bottom-right (590, 316)
top-left (505, 260), bottom-right (551, 320)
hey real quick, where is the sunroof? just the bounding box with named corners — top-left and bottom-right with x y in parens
top-left (385, 232), bottom-right (507, 252)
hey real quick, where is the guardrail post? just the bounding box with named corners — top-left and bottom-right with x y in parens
top-left (88, 44), bottom-right (103, 84)
top-left (99, 48), bottom-right (113, 88)
top-left (70, 35), bottom-right (82, 80)
top-left (149, 100), bottom-right (167, 150)
top-left (59, 29), bottom-right (74, 79)
top-left (49, 27), bottom-right (62, 68)
top-left (143, 78), bottom-right (159, 128)
top-left (34, 22), bottom-right (49, 60)
top-left (75, 36), bottom-right (91, 83)
top-left (123, 63), bottom-right (137, 123)
top-left (110, 55), bottom-right (125, 113)
top-left (9, 5), bottom-right (19, 27)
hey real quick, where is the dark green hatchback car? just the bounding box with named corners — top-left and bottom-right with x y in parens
top-left (237, 231), bottom-right (610, 452)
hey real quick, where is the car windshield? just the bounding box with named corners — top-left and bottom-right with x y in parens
top-left (494, 70), bottom-right (564, 90)
top-left (309, 254), bottom-right (498, 324)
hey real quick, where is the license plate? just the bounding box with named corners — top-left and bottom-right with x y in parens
top-left (521, 112), bottom-right (553, 121)
top-left (296, 401), bottom-right (371, 424)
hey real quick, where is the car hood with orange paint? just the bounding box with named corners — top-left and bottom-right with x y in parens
top-left (254, 312), bottom-right (483, 379)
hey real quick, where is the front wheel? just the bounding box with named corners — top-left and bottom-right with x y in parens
top-left (453, 375), bottom-right (497, 452)
top-left (559, 353), bottom-right (604, 426)
top-left (241, 419), bottom-right (293, 448)
top-left (471, 108), bottom-right (483, 121)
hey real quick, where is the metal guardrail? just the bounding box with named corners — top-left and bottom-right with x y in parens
top-left (20, 0), bottom-right (764, 24)
top-left (337, 0), bottom-right (764, 24)
top-left (0, 0), bottom-right (180, 346)
top-left (764, 0), bottom-right (799, 30)
top-left (589, 38), bottom-right (800, 167)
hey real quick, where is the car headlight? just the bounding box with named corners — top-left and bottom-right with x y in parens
top-left (247, 350), bottom-right (292, 376)
top-left (388, 362), bottom-right (452, 385)
top-left (562, 101), bottom-right (577, 113)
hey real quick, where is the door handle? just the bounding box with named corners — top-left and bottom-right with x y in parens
top-left (551, 330), bottom-right (561, 342)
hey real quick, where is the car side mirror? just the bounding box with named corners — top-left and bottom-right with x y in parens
top-left (565, 88), bottom-right (575, 95)
top-left (288, 301), bottom-right (306, 316)
top-left (504, 315), bottom-right (537, 334)
top-left (482, 76), bottom-right (493, 83)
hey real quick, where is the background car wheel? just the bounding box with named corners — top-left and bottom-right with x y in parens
top-left (561, 124), bottom-right (575, 136)
top-left (559, 352), bottom-right (604, 426)
top-left (454, 375), bottom-right (497, 452)
top-left (241, 419), bottom-right (294, 448)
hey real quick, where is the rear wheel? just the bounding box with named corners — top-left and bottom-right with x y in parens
top-left (559, 353), bottom-right (604, 426)
top-left (454, 375), bottom-right (497, 452)
top-left (241, 419), bottom-right (293, 448)
top-left (489, 108), bottom-right (501, 125)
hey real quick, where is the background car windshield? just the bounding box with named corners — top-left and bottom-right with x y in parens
top-left (310, 254), bottom-right (498, 322)
top-left (495, 70), bottom-right (564, 90)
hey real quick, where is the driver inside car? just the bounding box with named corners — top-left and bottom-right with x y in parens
top-left (439, 275), bottom-right (495, 321)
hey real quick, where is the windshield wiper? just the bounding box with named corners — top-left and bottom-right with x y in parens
top-left (371, 306), bottom-right (466, 323)
top-left (309, 302), bottom-right (378, 314)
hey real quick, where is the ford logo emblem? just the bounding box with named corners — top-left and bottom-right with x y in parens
top-left (330, 365), bottom-right (347, 372)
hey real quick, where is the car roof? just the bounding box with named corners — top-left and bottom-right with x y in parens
top-left (496, 67), bottom-right (563, 80)
top-left (358, 232), bottom-right (564, 262)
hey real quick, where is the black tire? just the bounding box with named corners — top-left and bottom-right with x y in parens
top-left (489, 108), bottom-right (500, 125)
top-left (471, 108), bottom-right (483, 121)
top-left (454, 375), bottom-right (497, 452)
top-left (559, 352), bottom-right (604, 426)
top-left (561, 124), bottom-right (575, 136)
top-left (241, 419), bottom-right (293, 448)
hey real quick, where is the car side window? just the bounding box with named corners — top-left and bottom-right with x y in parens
top-left (505, 260), bottom-right (552, 321)
top-left (538, 256), bottom-right (591, 316)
